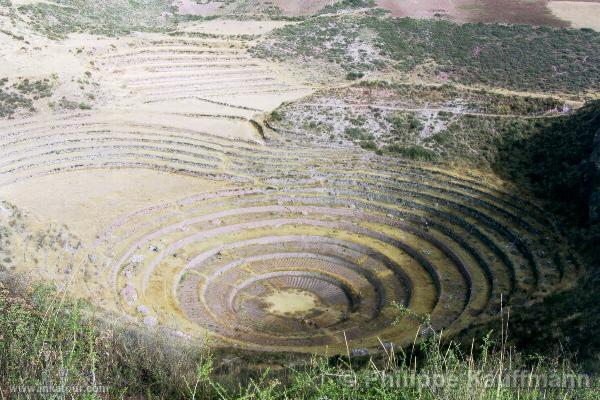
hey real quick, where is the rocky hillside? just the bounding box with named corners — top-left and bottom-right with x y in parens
top-left (590, 127), bottom-right (600, 224)
top-left (497, 100), bottom-right (600, 230)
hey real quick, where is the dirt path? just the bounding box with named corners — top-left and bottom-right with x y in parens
top-left (300, 102), bottom-right (569, 119)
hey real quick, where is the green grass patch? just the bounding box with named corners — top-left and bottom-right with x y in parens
top-left (1, 277), bottom-right (597, 398)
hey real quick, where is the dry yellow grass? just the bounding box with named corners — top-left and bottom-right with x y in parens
top-left (548, 1), bottom-right (600, 30)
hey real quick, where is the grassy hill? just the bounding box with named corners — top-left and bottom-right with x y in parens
top-left (496, 100), bottom-right (600, 227)
top-left (460, 101), bottom-right (600, 372)
top-left (253, 15), bottom-right (600, 94)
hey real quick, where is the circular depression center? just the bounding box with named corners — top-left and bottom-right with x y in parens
top-left (264, 289), bottom-right (320, 316)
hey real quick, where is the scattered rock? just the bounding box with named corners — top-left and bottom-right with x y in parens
top-left (137, 304), bottom-right (150, 315)
top-left (120, 284), bottom-right (137, 305)
top-left (381, 342), bottom-right (394, 352)
top-left (143, 316), bottom-right (158, 328)
top-left (172, 330), bottom-right (190, 339)
top-left (130, 254), bottom-right (144, 264)
top-left (351, 348), bottom-right (369, 357)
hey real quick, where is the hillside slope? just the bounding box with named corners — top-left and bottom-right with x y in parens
top-left (253, 15), bottom-right (600, 94)
top-left (461, 102), bottom-right (600, 371)
top-left (496, 100), bottom-right (600, 229)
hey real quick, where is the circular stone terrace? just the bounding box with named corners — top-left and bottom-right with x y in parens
top-left (0, 31), bottom-right (579, 354)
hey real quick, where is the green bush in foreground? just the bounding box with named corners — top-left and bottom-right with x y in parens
top-left (0, 280), bottom-right (99, 398)
top-left (0, 276), bottom-right (597, 399)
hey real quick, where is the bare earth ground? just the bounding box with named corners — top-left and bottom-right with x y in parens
top-left (548, 1), bottom-right (600, 30)
top-left (0, 170), bottom-right (226, 242)
top-left (0, 16), bottom-right (310, 228)
top-left (167, 0), bottom-right (600, 27)
top-left (377, 0), bottom-right (600, 29)
top-left (172, 0), bottom-right (338, 17)
top-left (173, 0), bottom-right (224, 16)
top-left (272, 0), bottom-right (335, 15)
top-left (177, 19), bottom-right (294, 36)
top-left (377, 0), bottom-right (460, 18)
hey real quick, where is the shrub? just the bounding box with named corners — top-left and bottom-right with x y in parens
top-left (0, 279), bottom-right (100, 397)
top-left (387, 144), bottom-right (437, 161)
top-left (346, 71), bottom-right (364, 80)
top-left (359, 140), bottom-right (377, 150)
top-left (270, 110), bottom-right (283, 122)
top-left (14, 78), bottom-right (53, 98)
top-left (0, 89), bottom-right (33, 118)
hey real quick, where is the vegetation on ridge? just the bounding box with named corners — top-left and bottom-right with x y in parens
top-left (0, 77), bottom-right (54, 118)
top-left (16, 0), bottom-right (177, 39)
top-left (266, 81), bottom-right (572, 165)
top-left (460, 101), bottom-right (600, 373)
top-left (253, 15), bottom-right (600, 94)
